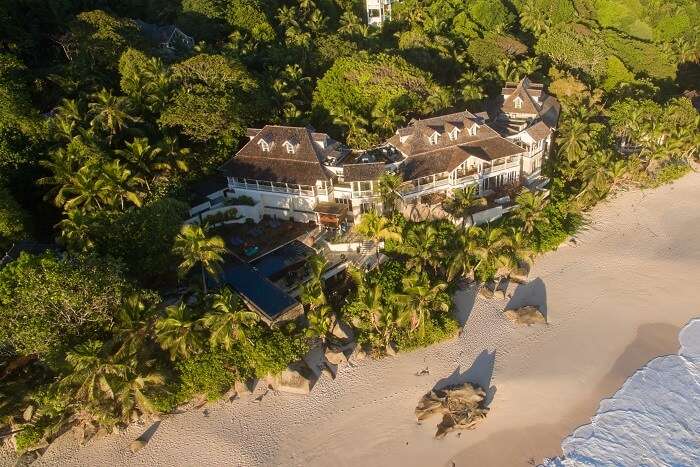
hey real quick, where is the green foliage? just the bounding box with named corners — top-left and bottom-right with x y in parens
top-left (644, 160), bottom-right (692, 188)
top-left (90, 198), bottom-right (189, 285)
top-left (535, 24), bottom-right (609, 80)
top-left (394, 313), bottom-right (459, 351)
top-left (175, 351), bottom-right (237, 401)
top-left (467, 38), bottom-right (509, 70)
top-left (0, 185), bottom-right (29, 248)
top-left (593, 0), bottom-right (698, 42)
top-left (467, 0), bottom-right (515, 33)
top-left (0, 252), bottom-right (136, 360)
top-left (313, 52), bottom-right (447, 145)
top-left (237, 324), bottom-right (310, 379)
top-left (529, 199), bottom-right (583, 252)
top-left (603, 31), bottom-right (677, 80)
top-left (603, 56), bottom-right (635, 91)
top-left (226, 195), bottom-right (255, 206)
top-left (13, 425), bottom-right (43, 453)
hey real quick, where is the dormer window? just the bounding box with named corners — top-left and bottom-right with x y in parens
top-left (258, 139), bottom-right (270, 152)
top-left (429, 131), bottom-right (440, 145)
top-left (448, 128), bottom-right (461, 141)
top-left (468, 123), bottom-right (479, 136)
top-left (283, 140), bottom-right (295, 154)
top-left (514, 96), bottom-right (523, 109)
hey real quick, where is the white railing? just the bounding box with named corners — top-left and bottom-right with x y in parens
top-left (353, 189), bottom-right (377, 199)
top-left (230, 181), bottom-right (314, 197)
top-left (482, 160), bottom-right (520, 175)
top-left (400, 177), bottom-right (450, 196)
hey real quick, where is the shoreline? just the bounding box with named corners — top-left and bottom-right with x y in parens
top-left (5, 170), bottom-right (700, 466)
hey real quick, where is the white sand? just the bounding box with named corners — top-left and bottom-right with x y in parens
top-left (5, 170), bottom-right (700, 467)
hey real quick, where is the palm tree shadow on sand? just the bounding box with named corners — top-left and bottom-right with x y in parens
top-left (506, 277), bottom-right (548, 321)
top-left (433, 350), bottom-right (497, 406)
top-left (452, 285), bottom-right (478, 326)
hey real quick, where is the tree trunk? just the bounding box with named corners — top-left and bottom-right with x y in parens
top-left (201, 265), bottom-right (208, 295)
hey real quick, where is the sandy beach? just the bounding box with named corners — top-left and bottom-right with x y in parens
top-left (6, 170), bottom-right (700, 467)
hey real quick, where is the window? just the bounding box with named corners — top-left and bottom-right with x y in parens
top-left (449, 128), bottom-right (460, 141)
top-left (468, 124), bottom-right (479, 136)
top-left (429, 131), bottom-right (440, 145)
top-left (513, 96), bottom-right (523, 109)
top-left (258, 139), bottom-right (270, 152)
top-left (283, 141), bottom-right (295, 154)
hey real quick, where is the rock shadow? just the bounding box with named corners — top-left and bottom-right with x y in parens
top-left (433, 350), bottom-right (497, 406)
top-left (453, 285), bottom-right (478, 326)
top-left (505, 277), bottom-right (548, 320)
top-left (136, 420), bottom-right (161, 445)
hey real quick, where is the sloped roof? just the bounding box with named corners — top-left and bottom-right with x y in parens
top-left (342, 162), bottom-right (386, 182)
top-left (525, 120), bottom-right (552, 140)
top-left (388, 111), bottom-right (499, 158)
top-left (221, 125), bottom-right (340, 185)
top-left (502, 78), bottom-right (542, 115)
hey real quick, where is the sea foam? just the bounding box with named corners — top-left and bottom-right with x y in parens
top-left (545, 318), bottom-right (700, 466)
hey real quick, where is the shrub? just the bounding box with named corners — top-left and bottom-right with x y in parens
top-left (226, 195), bottom-right (255, 206)
top-left (13, 425), bottom-right (43, 453)
top-left (645, 161), bottom-right (692, 188)
top-left (394, 314), bottom-right (459, 352)
top-left (175, 351), bottom-right (237, 401)
top-left (529, 200), bottom-right (583, 252)
top-left (239, 324), bottom-right (309, 378)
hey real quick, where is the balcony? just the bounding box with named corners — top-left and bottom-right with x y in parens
top-left (230, 181), bottom-right (314, 197)
top-left (400, 177), bottom-right (451, 197)
top-left (482, 160), bottom-right (520, 175)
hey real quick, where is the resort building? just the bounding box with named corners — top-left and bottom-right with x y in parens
top-left (366, 0), bottom-right (395, 26)
top-left (487, 77), bottom-right (561, 183)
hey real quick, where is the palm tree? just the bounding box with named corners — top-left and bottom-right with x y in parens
top-left (446, 226), bottom-right (482, 282)
top-left (557, 118), bottom-right (592, 164)
top-left (200, 287), bottom-right (258, 351)
top-left (157, 135), bottom-right (190, 173)
top-left (61, 341), bottom-right (128, 403)
top-left (520, 1), bottom-right (549, 36)
top-left (398, 223), bottom-right (441, 274)
top-left (115, 137), bottom-right (162, 192)
top-left (100, 159), bottom-right (144, 210)
top-left (378, 172), bottom-right (403, 215)
top-left (513, 189), bottom-right (550, 234)
top-left (580, 151), bottom-right (615, 201)
top-left (332, 108), bottom-right (369, 140)
top-left (473, 226), bottom-right (513, 281)
top-left (371, 105), bottom-right (405, 137)
top-left (154, 302), bottom-right (201, 361)
top-left (172, 224), bottom-right (229, 294)
top-left (443, 185), bottom-right (487, 229)
top-left (354, 211), bottom-right (402, 269)
top-left (338, 11), bottom-right (362, 36)
top-left (457, 71), bottom-right (485, 103)
top-left (504, 227), bottom-right (534, 271)
top-left (114, 368), bottom-right (164, 423)
top-left (113, 294), bottom-right (153, 360)
top-left (56, 209), bottom-right (95, 253)
top-left (393, 273), bottom-right (450, 338)
top-left (38, 148), bottom-right (79, 205)
top-left (305, 304), bottom-right (334, 341)
top-left (299, 254), bottom-right (329, 308)
top-left (58, 165), bottom-right (108, 212)
top-left (88, 89), bottom-right (139, 137)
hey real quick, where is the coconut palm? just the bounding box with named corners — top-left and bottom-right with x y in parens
top-left (378, 172), bottom-right (404, 215)
top-left (504, 227), bottom-right (534, 270)
top-left (113, 295), bottom-right (153, 360)
top-left (200, 287), bottom-right (258, 351)
top-left (56, 209), bottom-right (95, 253)
top-left (513, 189), bottom-right (550, 234)
top-left (157, 135), bottom-right (190, 173)
top-left (299, 254), bottom-right (329, 308)
top-left (172, 224), bottom-right (228, 294)
top-left (305, 304), bottom-right (334, 341)
top-left (443, 185), bottom-right (487, 229)
top-left (115, 137), bottom-right (163, 192)
top-left (473, 226), bottom-right (513, 280)
top-left (38, 148), bottom-right (79, 204)
top-left (580, 151), bottom-right (615, 201)
top-left (57, 165), bottom-right (108, 211)
top-left (100, 159), bottom-right (144, 210)
top-left (446, 226), bottom-right (482, 282)
top-left (398, 223), bottom-right (441, 274)
top-left (520, 0), bottom-right (549, 35)
top-left (392, 273), bottom-right (450, 337)
top-left (371, 105), bottom-right (405, 137)
top-left (354, 211), bottom-right (402, 269)
top-left (557, 118), bottom-right (592, 164)
top-left (332, 108), bottom-right (369, 139)
top-left (338, 11), bottom-right (362, 36)
top-left (114, 369), bottom-right (164, 423)
top-left (154, 302), bottom-right (201, 361)
top-left (61, 341), bottom-right (128, 403)
top-left (88, 89), bottom-right (139, 137)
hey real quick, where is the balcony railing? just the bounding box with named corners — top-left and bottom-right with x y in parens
top-left (482, 160), bottom-right (520, 175)
top-left (230, 181), bottom-right (314, 197)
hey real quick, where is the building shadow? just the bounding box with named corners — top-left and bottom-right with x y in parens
top-left (505, 277), bottom-right (548, 320)
top-left (433, 350), bottom-right (497, 406)
top-left (452, 285), bottom-right (478, 326)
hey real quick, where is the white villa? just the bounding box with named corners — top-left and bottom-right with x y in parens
top-left (204, 78), bottom-right (559, 229)
top-left (366, 0), bottom-right (395, 26)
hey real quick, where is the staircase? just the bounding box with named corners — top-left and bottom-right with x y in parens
top-left (359, 241), bottom-right (374, 254)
